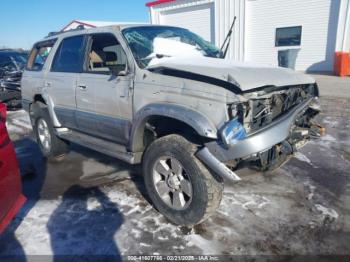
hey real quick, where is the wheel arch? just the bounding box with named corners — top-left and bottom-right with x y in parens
top-left (30, 93), bottom-right (61, 127)
top-left (129, 103), bottom-right (218, 152)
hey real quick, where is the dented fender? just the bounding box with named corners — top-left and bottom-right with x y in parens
top-left (129, 103), bottom-right (218, 152)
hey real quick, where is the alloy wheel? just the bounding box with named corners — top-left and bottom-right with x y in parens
top-left (37, 118), bottom-right (51, 151)
top-left (152, 156), bottom-right (193, 210)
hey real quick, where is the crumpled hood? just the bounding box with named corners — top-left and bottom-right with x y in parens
top-left (147, 56), bottom-right (315, 92)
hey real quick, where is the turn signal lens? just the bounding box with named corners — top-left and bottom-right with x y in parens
top-left (221, 117), bottom-right (246, 146)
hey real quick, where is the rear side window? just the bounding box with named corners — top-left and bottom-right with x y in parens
top-left (27, 39), bottom-right (56, 71)
top-left (51, 35), bottom-right (85, 73)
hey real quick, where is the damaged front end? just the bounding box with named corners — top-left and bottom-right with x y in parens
top-left (232, 83), bottom-right (323, 171)
top-left (197, 83), bottom-right (324, 180)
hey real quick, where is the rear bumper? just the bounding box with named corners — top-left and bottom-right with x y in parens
top-left (196, 97), bottom-right (317, 181)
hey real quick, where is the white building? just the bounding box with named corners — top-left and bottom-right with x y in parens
top-left (61, 20), bottom-right (121, 31)
top-left (147, 0), bottom-right (350, 72)
top-left (60, 20), bottom-right (143, 32)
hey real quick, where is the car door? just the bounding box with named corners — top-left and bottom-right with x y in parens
top-left (44, 35), bottom-right (86, 130)
top-left (76, 32), bottom-right (133, 145)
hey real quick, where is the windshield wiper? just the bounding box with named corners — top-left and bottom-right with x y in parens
top-left (220, 16), bottom-right (237, 58)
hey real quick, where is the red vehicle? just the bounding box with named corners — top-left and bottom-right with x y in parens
top-left (0, 103), bottom-right (26, 233)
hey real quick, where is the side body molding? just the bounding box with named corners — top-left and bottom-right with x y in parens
top-left (129, 103), bottom-right (218, 152)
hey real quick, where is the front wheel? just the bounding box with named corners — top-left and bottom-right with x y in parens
top-left (142, 134), bottom-right (223, 226)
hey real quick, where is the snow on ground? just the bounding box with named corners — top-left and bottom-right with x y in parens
top-left (0, 97), bottom-right (350, 257)
top-left (6, 109), bottom-right (32, 140)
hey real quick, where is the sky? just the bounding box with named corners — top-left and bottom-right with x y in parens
top-left (0, 0), bottom-right (150, 49)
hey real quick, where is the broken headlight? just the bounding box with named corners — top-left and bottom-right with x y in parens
top-left (221, 117), bottom-right (247, 146)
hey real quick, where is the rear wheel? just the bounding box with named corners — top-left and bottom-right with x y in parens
top-left (142, 134), bottom-right (223, 226)
top-left (31, 102), bottom-right (69, 159)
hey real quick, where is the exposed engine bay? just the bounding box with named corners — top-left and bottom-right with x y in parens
top-left (227, 84), bottom-right (324, 171)
top-left (230, 84), bottom-right (319, 134)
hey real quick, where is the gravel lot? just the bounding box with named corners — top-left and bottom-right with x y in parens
top-left (0, 87), bottom-right (349, 257)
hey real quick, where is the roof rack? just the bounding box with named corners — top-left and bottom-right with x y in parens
top-left (45, 25), bottom-right (86, 38)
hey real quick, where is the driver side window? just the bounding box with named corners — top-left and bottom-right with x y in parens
top-left (87, 33), bottom-right (127, 75)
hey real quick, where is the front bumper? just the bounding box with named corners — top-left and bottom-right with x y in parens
top-left (196, 97), bottom-right (319, 181)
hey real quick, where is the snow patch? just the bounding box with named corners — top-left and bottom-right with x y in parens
top-left (315, 204), bottom-right (339, 219)
top-left (11, 117), bottom-right (32, 130)
top-left (125, 205), bottom-right (140, 216)
top-left (322, 118), bottom-right (338, 127)
top-left (185, 234), bottom-right (220, 254)
top-left (86, 197), bottom-right (102, 211)
top-left (158, 235), bottom-right (169, 241)
top-left (131, 228), bottom-right (141, 238)
top-left (222, 193), bottom-right (271, 211)
top-left (304, 182), bottom-right (316, 200)
top-left (6, 124), bottom-right (25, 134)
top-left (321, 134), bottom-right (337, 142)
top-left (294, 152), bottom-right (317, 168)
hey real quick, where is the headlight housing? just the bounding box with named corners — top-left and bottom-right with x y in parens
top-left (221, 117), bottom-right (247, 146)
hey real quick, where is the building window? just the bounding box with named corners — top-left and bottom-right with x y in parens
top-left (275, 26), bottom-right (302, 47)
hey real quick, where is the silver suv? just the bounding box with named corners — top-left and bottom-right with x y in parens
top-left (22, 24), bottom-right (322, 226)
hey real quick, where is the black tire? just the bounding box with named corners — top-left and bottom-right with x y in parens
top-left (31, 102), bottom-right (69, 159)
top-left (142, 134), bottom-right (223, 226)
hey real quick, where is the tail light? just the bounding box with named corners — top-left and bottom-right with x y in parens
top-left (0, 103), bottom-right (9, 147)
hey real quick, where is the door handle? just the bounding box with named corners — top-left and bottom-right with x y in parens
top-left (78, 85), bottom-right (87, 90)
top-left (44, 82), bottom-right (52, 87)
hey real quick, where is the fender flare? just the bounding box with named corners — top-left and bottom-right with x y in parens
top-left (30, 94), bottom-right (61, 127)
top-left (129, 103), bottom-right (218, 152)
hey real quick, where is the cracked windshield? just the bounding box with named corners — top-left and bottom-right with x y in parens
top-left (123, 26), bottom-right (222, 68)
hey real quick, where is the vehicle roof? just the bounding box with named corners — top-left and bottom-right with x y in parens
top-left (42, 24), bottom-right (183, 42)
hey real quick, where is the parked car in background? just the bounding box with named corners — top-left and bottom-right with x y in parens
top-left (0, 49), bottom-right (28, 108)
top-left (22, 25), bottom-right (323, 226)
top-left (0, 103), bottom-right (26, 234)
